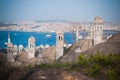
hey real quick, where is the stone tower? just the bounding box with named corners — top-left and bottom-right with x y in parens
top-left (56, 31), bottom-right (64, 60)
top-left (13, 45), bottom-right (18, 56)
top-left (76, 30), bottom-right (79, 42)
top-left (28, 36), bottom-right (36, 59)
top-left (92, 16), bottom-right (104, 45)
top-left (87, 26), bottom-right (93, 39)
top-left (18, 44), bottom-right (23, 53)
top-left (7, 32), bottom-right (14, 62)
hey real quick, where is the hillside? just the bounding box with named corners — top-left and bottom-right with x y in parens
top-left (0, 53), bottom-right (94, 80)
top-left (0, 51), bottom-right (119, 80)
top-left (0, 32), bottom-right (120, 80)
top-left (84, 32), bottom-right (120, 55)
top-left (0, 22), bottom-right (18, 27)
top-left (59, 32), bottom-right (120, 63)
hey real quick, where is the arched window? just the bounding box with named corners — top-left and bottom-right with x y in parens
top-left (58, 35), bottom-right (63, 40)
top-left (59, 36), bottom-right (61, 40)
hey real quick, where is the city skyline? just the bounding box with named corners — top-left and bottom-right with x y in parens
top-left (0, 0), bottom-right (120, 24)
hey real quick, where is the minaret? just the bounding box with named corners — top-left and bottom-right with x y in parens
top-left (8, 32), bottom-right (11, 43)
top-left (93, 16), bottom-right (103, 45)
top-left (56, 31), bottom-right (64, 60)
top-left (28, 36), bottom-right (36, 59)
top-left (87, 27), bottom-right (93, 39)
top-left (7, 32), bottom-right (14, 62)
top-left (76, 30), bottom-right (79, 42)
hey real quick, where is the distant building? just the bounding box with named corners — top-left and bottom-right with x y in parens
top-left (56, 31), bottom-right (64, 59)
top-left (18, 44), bottom-right (23, 53)
top-left (93, 16), bottom-right (104, 45)
top-left (88, 16), bottom-right (104, 45)
top-left (45, 44), bottom-right (50, 48)
top-left (13, 45), bottom-right (18, 56)
top-left (7, 32), bottom-right (15, 62)
top-left (5, 16), bottom-right (105, 64)
top-left (27, 36), bottom-right (36, 59)
top-left (76, 30), bottom-right (79, 42)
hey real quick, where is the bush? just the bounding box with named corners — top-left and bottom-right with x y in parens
top-left (88, 63), bottom-right (101, 77)
top-left (77, 53), bottom-right (120, 79)
top-left (78, 54), bottom-right (88, 66)
top-left (107, 69), bottom-right (120, 80)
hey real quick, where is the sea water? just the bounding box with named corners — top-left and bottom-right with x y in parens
top-left (0, 30), bottom-right (119, 48)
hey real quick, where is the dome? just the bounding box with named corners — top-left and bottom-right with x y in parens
top-left (56, 30), bottom-right (64, 35)
top-left (19, 44), bottom-right (23, 49)
top-left (28, 36), bottom-right (35, 43)
top-left (40, 45), bottom-right (44, 49)
top-left (94, 16), bottom-right (103, 24)
top-left (7, 43), bottom-right (13, 47)
top-left (14, 45), bottom-right (17, 48)
top-left (45, 44), bottom-right (50, 48)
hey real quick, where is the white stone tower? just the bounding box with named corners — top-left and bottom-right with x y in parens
top-left (87, 26), bottom-right (93, 39)
top-left (7, 32), bottom-right (15, 62)
top-left (28, 36), bottom-right (36, 59)
top-left (92, 16), bottom-right (104, 45)
top-left (76, 30), bottom-right (79, 42)
top-left (13, 45), bottom-right (18, 56)
top-left (56, 31), bottom-right (64, 60)
top-left (18, 44), bottom-right (23, 53)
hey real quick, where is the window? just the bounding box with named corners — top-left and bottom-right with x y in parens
top-left (30, 44), bottom-right (32, 48)
top-left (58, 35), bottom-right (63, 40)
top-left (59, 36), bottom-right (61, 40)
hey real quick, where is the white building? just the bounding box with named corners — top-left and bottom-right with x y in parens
top-left (88, 16), bottom-right (104, 45)
top-left (7, 32), bottom-right (15, 62)
top-left (18, 44), bottom-right (23, 53)
top-left (56, 31), bottom-right (64, 60)
top-left (13, 45), bottom-right (18, 56)
top-left (76, 30), bottom-right (79, 42)
top-left (27, 36), bottom-right (36, 59)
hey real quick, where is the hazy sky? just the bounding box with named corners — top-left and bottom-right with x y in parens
top-left (0, 0), bottom-right (120, 23)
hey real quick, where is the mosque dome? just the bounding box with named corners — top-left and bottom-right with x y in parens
top-left (28, 36), bottom-right (35, 43)
top-left (56, 30), bottom-right (64, 35)
top-left (40, 45), bottom-right (44, 49)
top-left (94, 16), bottom-right (103, 24)
top-left (7, 43), bottom-right (13, 47)
top-left (14, 45), bottom-right (17, 49)
top-left (19, 44), bottom-right (23, 49)
top-left (45, 44), bottom-right (50, 48)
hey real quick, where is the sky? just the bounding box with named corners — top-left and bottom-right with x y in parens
top-left (0, 0), bottom-right (120, 23)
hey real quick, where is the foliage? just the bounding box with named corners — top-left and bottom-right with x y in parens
top-left (78, 54), bottom-right (88, 66)
top-left (77, 53), bottom-right (120, 80)
top-left (0, 53), bottom-right (120, 80)
top-left (36, 53), bottom-right (120, 80)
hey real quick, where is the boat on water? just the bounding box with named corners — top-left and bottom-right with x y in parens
top-left (14, 33), bottom-right (17, 35)
top-left (46, 34), bottom-right (51, 37)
